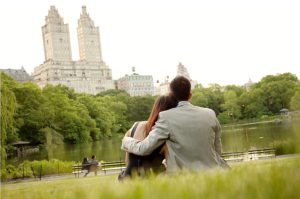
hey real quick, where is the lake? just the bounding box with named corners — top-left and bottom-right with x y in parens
top-left (8, 117), bottom-right (300, 164)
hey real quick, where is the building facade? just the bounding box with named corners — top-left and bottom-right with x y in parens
top-left (32, 6), bottom-right (114, 95)
top-left (156, 62), bottom-right (197, 95)
top-left (118, 73), bottom-right (154, 96)
top-left (0, 67), bottom-right (32, 82)
top-left (176, 62), bottom-right (197, 89)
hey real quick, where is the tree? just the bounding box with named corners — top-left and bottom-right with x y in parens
top-left (191, 85), bottom-right (209, 107)
top-left (57, 111), bottom-right (91, 143)
top-left (13, 82), bottom-right (46, 144)
top-left (203, 84), bottom-right (224, 115)
top-left (252, 73), bottom-right (299, 114)
top-left (224, 85), bottom-right (245, 97)
top-left (126, 95), bottom-right (155, 123)
top-left (239, 87), bottom-right (269, 118)
top-left (221, 90), bottom-right (241, 121)
top-left (78, 94), bottom-right (115, 138)
top-left (42, 85), bottom-right (96, 143)
top-left (290, 90), bottom-right (300, 110)
top-left (0, 73), bottom-right (17, 167)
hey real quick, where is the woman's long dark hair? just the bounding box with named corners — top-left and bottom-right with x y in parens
top-left (145, 95), bottom-right (178, 136)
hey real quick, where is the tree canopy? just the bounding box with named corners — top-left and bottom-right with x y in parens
top-left (1, 72), bottom-right (299, 166)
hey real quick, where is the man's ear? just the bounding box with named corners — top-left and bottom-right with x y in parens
top-left (188, 92), bottom-right (192, 100)
top-left (169, 92), bottom-right (174, 97)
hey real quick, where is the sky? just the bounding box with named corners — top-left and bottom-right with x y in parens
top-left (0, 0), bottom-right (300, 86)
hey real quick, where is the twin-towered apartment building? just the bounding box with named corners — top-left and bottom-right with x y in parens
top-left (32, 6), bottom-right (114, 95)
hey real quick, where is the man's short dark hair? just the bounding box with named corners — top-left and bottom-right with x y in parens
top-left (170, 76), bottom-right (191, 101)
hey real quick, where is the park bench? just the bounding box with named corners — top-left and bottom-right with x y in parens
top-left (101, 161), bottom-right (126, 175)
top-left (72, 163), bottom-right (99, 178)
top-left (221, 148), bottom-right (276, 162)
top-left (72, 161), bottom-right (126, 177)
top-left (247, 148), bottom-right (276, 160)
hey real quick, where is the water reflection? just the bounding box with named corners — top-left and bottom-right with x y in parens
top-left (222, 118), bottom-right (300, 153)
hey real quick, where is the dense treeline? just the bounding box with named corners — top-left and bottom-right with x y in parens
top-left (1, 72), bottom-right (299, 167)
top-left (191, 73), bottom-right (300, 123)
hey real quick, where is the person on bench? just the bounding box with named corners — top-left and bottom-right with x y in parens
top-left (82, 157), bottom-right (90, 168)
top-left (84, 155), bottom-right (99, 177)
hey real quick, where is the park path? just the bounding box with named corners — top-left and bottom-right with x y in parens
top-left (2, 153), bottom-right (300, 184)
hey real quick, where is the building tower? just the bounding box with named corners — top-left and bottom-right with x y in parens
top-left (176, 62), bottom-right (197, 89)
top-left (176, 62), bottom-right (191, 80)
top-left (42, 6), bottom-right (72, 62)
top-left (77, 6), bottom-right (102, 63)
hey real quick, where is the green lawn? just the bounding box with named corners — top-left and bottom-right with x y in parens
top-left (2, 156), bottom-right (300, 199)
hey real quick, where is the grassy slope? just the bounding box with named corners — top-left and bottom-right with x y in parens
top-left (2, 157), bottom-right (300, 199)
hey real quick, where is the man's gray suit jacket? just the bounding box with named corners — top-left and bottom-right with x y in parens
top-left (122, 101), bottom-right (228, 171)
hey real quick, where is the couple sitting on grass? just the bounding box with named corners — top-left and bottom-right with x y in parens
top-left (120, 76), bottom-right (229, 179)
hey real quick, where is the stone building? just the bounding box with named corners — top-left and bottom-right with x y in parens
top-left (32, 6), bottom-right (114, 95)
top-left (0, 67), bottom-right (32, 82)
top-left (156, 62), bottom-right (197, 95)
top-left (118, 68), bottom-right (154, 96)
top-left (176, 62), bottom-right (197, 89)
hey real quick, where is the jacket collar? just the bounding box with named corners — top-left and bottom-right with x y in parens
top-left (177, 101), bottom-right (191, 107)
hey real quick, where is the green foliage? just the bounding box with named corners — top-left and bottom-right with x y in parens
top-left (97, 89), bottom-right (128, 97)
top-left (237, 73), bottom-right (298, 120)
top-left (221, 90), bottom-right (241, 120)
top-left (224, 85), bottom-right (245, 97)
top-left (191, 85), bottom-right (209, 107)
top-left (217, 112), bottom-right (232, 124)
top-left (0, 72), bottom-right (18, 168)
top-left (126, 95), bottom-right (155, 123)
top-left (1, 159), bottom-right (74, 181)
top-left (192, 84), bottom-right (223, 114)
top-left (252, 73), bottom-right (299, 113)
top-left (13, 82), bottom-right (46, 143)
top-left (275, 140), bottom-right (298, 156)
top-left (290, 90), bottom-right (300, 110)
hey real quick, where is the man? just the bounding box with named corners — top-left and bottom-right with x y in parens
top-left (122, 76), bottom-right (228, 172)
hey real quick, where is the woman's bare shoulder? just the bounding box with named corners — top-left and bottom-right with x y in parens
top-left (138, 121), bottom-right (147, 126)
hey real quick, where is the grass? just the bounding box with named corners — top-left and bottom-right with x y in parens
top-left (1, 156), bottom-right (300, 199)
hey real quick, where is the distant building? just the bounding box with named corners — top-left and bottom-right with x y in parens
top-left (156, 76), bottom-right (170, 95)
top-left (177, 62), bottom-right (191, 80)
top-left (0, 67), bottom-right (32, 82)
top-left (244, 78), bottom-right (253, 91)
top-left (32, 6), bottom-right (114, 95)
top-left (156, 62), bottom-right (197, 95)
top-left (176, 62), bottom-right (197, 89)
top-left (118, 69), bottom-right (154, 96)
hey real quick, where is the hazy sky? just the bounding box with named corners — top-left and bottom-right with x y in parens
top-left (0, 0), bottom-right (300, 86)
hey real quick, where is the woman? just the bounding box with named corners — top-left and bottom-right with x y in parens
top-left (121, 95), bottom-right (178, 179)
